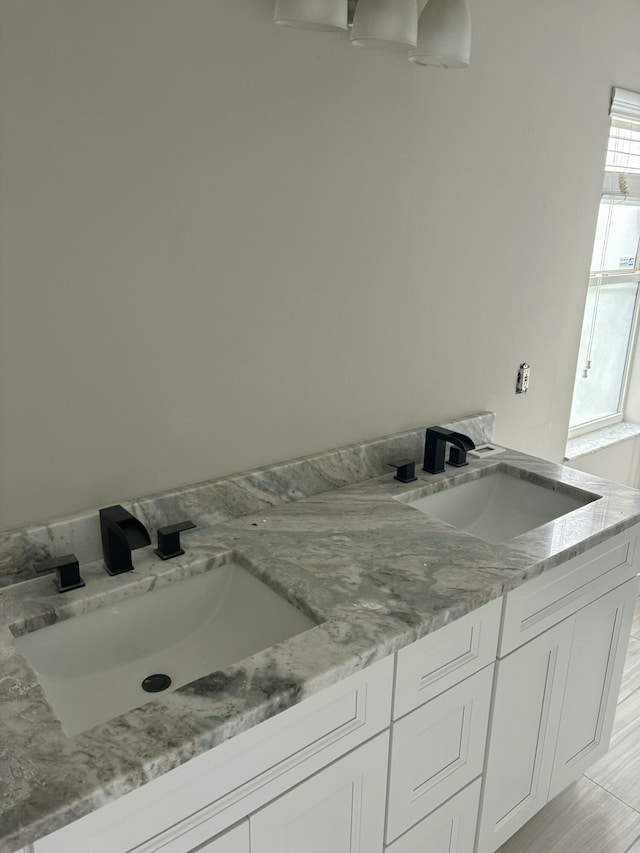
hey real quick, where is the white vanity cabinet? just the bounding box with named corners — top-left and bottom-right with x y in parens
top-left (476, 528), bottom-right (640, 853)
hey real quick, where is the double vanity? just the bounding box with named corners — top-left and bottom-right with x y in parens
top-left (2, 412), bottom-right (640, 853)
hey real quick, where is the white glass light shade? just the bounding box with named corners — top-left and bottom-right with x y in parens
top-left (273, 0), bottom-right (348, 31)
top-left (350, 0), bottom-right (418, 50)
top-left (409, 0), bottom-right (471, 68)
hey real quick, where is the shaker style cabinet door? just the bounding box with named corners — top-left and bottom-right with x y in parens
top-left (250, 732), bottom-right (389, 853)
top-left (476, 617), bottom-right (574, 853)
top-left (549, 576), bottom-right (640, 799)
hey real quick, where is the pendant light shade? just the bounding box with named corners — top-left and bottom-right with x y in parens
top-left (273, 0), bottom-right (349, 31)
top-left (409, 0), bottom-right (471, 68)
top-left (350, 0), bottom-right (418, 50)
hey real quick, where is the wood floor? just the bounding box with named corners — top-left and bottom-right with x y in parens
top-left (497, 590), bottom-right (640, 853)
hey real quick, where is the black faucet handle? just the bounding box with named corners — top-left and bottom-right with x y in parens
top-left (446, 431), bottom-right (475, 468)
top-left (155, 520), bottom-right (197, 561)
top-left (388, 459), bottom-right (418, 484)
top-left (448, 446), bottom-right (469, 467)
top-left (35, 554), bottom-right (85, 593)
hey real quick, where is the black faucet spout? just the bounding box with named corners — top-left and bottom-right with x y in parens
top-left (423, 426), bottom-right (475, 474)
top-left (99, 505), bottom-right (151, 575)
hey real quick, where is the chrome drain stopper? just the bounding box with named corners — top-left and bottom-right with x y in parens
top-left (141, 673), bottom-right (172, 693)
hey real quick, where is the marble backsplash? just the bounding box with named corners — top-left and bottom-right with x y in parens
top-left (0, 413), bottom-right (495, 588)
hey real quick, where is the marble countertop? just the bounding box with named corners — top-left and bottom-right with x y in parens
top-left (3, 417), bottom-right (640, 851)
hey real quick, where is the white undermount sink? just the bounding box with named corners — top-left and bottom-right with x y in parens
top-left (14, 560), bottom-right (317, 736)
top-left (401, 468), bottom-right (600, 545)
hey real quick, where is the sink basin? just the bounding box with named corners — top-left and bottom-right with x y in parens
top-left (401, 468), bottom-right (599, 544)
top-left (14, 560), bottom-right (316, 736)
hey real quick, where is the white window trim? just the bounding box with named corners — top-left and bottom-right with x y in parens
top-left (568, 412), bottom-right (625, 440)
top-left (610, 87), bottom-right (640, 123)
top-left (568, 272), bottom-right (640, 438)
top-left (568, 88), bottom-right (640, 439)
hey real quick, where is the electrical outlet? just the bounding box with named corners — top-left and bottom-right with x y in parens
top-left (516, 363), bottom-right (530, 394)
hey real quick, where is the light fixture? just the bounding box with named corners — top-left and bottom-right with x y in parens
top-left (409, 0), bottom-right (471, 68)
top-left (273, 0), bottom-right (349, 31)
top-left (350, 0), bottom-right (418, 51)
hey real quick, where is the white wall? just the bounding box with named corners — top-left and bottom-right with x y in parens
top-left (1, 0), bottom-right (640, 529)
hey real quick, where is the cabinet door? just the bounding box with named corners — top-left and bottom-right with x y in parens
top-left (250, 732), bottom-right (388, 853)
top-left (196, 821), bottom-right (249, 852)
top-left (549, 576), bottom-right (639, 799)
top-left (476, 618), bottom-right (574, 853)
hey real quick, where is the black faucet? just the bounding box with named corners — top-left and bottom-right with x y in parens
top-left (35, 554), bottom-right (85, 593)
top-left (99, 505), bottom-right (151, 575)
top-left (423, 426), bottom-right (475, 474)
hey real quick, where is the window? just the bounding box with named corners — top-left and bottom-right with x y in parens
top-left (569, 88), bottom-right (640, 438)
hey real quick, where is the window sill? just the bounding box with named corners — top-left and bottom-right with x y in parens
top-left (564, 422), bottom-right (640, 461)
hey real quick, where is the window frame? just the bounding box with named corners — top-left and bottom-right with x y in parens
top-left (568, 89), bottom-right (640, 439)
top-left (568, 271), bottom-right (640, 440)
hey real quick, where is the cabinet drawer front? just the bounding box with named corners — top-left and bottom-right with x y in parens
top-left (387, 665), bottom-right (493, 844)
top-left (394, 598), bottom-right (501, 719)
top-left (33, 657), bottom-right (393, 853)
top-left (250, 732), bottom-right (389, 853)
top-left (500, 527), bottom-right (639, 656)
top-left (549, 576), bottom-right (640, 799)
top-left (385, 779), bottom-right (481, 853)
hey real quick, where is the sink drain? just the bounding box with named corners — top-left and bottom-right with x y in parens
top-left (141, 673), bottom-right (172, 693)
